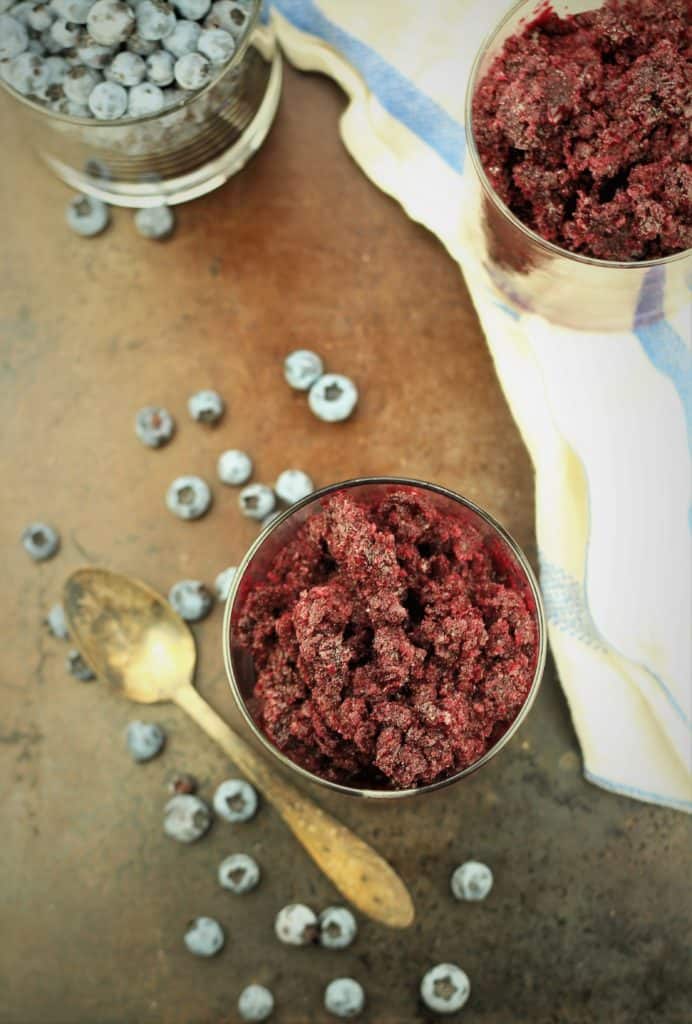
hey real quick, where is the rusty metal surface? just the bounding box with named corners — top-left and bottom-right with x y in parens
top-left (1, 67), bottom-right (689, 1024)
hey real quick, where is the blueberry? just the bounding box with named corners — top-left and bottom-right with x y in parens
top-left (107, 50), bottom-right (146, 86)
top-left (283, 349), bottom-right (323, 391)
top-left (166, 770), bottom-right (198, 795)
top-left (197, 26), bottom-right (234, 63)
top-left (213, 778), bottom-right (258, 823)
top-left (21, 522), bottom-right (60, 560)
top-left (66, 192), bottom-right (110, 236)
top-left (145, 47), bottom-right (174, 85)
top-left (44, 602), bottom-right (69, 640)
top-left (172, 0), bottom-right (209, 18)
top-left (420, 964), bottom-right (470, 1014)
top-left (134, 205), bottom-right (175, 239)
top-left (66, 649), bottom-right (96, 681)
top-left (0, 15), bottom-right (28, 60)
top-left (164, 793), bottom-right (212, 842)
top-left (238, 483), bottom-right (275, 521)
top-left (50, 18), bottom-right (80, 47)
top-left (162, 17), bottom-right (199, 57)
top-left (274, 469), bottom-right (313, 505)
top-left (87, 0), bottom-right (135, 46)
top-left (63, 66), bottom-right (101, 104)
top-left (238, 984), bottom-right (274, 1023)
top-left (165, 475), bottom-right (212, 519)
top-left (218, 853), bottom-right (260, 894)
top-left (214, 566), bottom-right (237, 601)
top-left (88, 79), bottom-right (127, 118)
top-left (174, 51), bottom-right (209, 89)
top-left (126, 30), bottom-right (158, 55)
top-left (9, 52), bottom-right (50, 94)
top-left (40, 26), bottom-right (65, 54)
top-left (127, 80), bottom-right (164, 115)
top-left (184, 916), bottom-right (225, 957)
top-left (126, 720), bottom-right (166, 762)
top-left (75, 33), bottom-right (116, 69)
top-left (308, 374), bottom-right (358, 423)
top-left (168, 580), bottom-right (214, 622)
top-left (135, 405), bottom-right (175, 447)
top-left (51, 0), bottom-right (93, 23)
top-left (450, 860), bottom-right (493, 902)
top-left (318, 907), bottom-right (357, 950)
top-left (136, 0), bottom-right (175, 42)
top-left (204, 0), bottom-right (248, 39)
top-left (188, 388), bottom-right (224, 424)
top-left (218, 449), bottom-right (252, 486)
top-left (27, 5), bottom-right (53, 31)
top-left (274, 904), bottom-right (318, 947)
top-left (44, 55), bottom-right (68, 85)
top-left (324, 978), bottom-right (365, 1019)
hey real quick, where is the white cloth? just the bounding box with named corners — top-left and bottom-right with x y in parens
top-left (268, 0), bottom-right (692, 811)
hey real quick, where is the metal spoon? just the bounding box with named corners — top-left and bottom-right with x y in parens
top-left (63, 567), bottom-right (415, 929)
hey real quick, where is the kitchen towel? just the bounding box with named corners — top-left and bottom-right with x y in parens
top-left (267, 0), bottom-right (692, 811)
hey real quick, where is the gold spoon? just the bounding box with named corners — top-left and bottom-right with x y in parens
top-left (63, 567), bottom-right (415, 929)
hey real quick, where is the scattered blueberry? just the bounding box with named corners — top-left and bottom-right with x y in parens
top-left (165, 475), bottom-right (212, 520)
top-left (324, 978), bottom-right (365, 1019)
top-left (127, 79), bottom-right (164, 114)
top-left (184, 916), bottom-right (225, 957)
top-left (45, 603), bottom-right (69, 640)
top-left (66, 193), bottom-right (110, 237)
top-left (188, 388), bottom-right (224, 424)
top-left (308, 373), bottom-right (358, 423)
top-left (168, 580), bottom-right (214, 622)
top-left (88, 79), bottom-right (128, 118)
top-left (134, 204), bottom-right (175, 239)
top-left (126, 720), bottom-right (166, 762)
top-left (318, 907), bottom-right (357, 950)
top-left (162, 17), bottom-right (200, 57)
top-left (174, 50), bottom-right (210, 89)
top-left (213, 778), bottom-right (258, 822)
top-left (164, 793), bottom-right (212, 842)
top-left (274, 904), bottom-right (318, 947)
top-left (66, 649), bottom-right (96, 681)
top-left (135, 405), bottom-right (175, 447)
top-left (274, 469), bottom-right (313, 505)
top-left (420, 964), bottom-right (470, 1015)
top-left (218, 853), bottom-right (260, 894)
top-left (107, 50), bottom-right (146, 86)
top-left (22, 522), bottom-right (60, 561)
top-left (218, 448), bottom-right (252, 486)
top-left (214, 566), bottom-right (237, 602)
top-left (197, 26), bottom-right (234, 63)
top-left (86, 0), bottom-right (135, 46)
top-left (145, 47), bottom-right (174, 85)
top-left (283, 349), bottom-right (323, 391)
top-left (238, 983), bottom-right (274, 1023)
top-left (239, 483), bottom-right (275, 521)
top-left (450, 860), bottom-right (493, 902)
top-left (166, 770), bottom-right (198, 795)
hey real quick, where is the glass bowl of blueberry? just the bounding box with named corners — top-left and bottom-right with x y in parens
top-left (223, 477), bottom-right (547, 799)
top-left (0, 0), bottom-right (281, 206)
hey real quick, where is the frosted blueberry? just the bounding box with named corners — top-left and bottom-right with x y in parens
top-left (274, 469), bottom-right (313, 505)
top-left (184, 917), bottom-right (225, 957)
top-left (127, 79), bottom-right (163, 114)
top-left (318, 907), bottom-right (357, 951)
top-left (134, 204), bottom-right (174, 238)
top-left (324, 979), bottom-right (365, 1019)
top-left (283, 349), bottom-right (323, 391)
top-left (67, 649), bottom-right (96, 681)
top-left (50, 18), bottom-right (81, 46)
top-left (238, 984), bottom-right (274, 1023)
top-left (9, 52), bottom-right (49, 94)
top-left (126, 720), bottom-right (166, 762)
top-left (50, 0), bottom-right (94, 23)
top-left (218, 853), bottom-right (260, 894)
top-left (171, 0), bottom-right (208, 17)
top-left (238, 483), bottom-right (275, 521)
top-left (213, 779), bottom-right (258, 823)
top-left (135, 405), bottom-right (174, 446)
top-left (75, 31), bottom-right (115, 67)
top-left (204, 0), bottom-right (247, 38)
top-left (274, 904), bottom-right (318, 947)
top-left (66, 193), bottom-right (109, 236)
top-left (63, 64), bottom-right (100, 102)
top-left (420, 964), bottom-right (470, 1014)
top-left (21, 522), bottom-right (60, 560)
top-left (145, 47), bottom-right (173, 84)
top-left (45, 603), bottom-right (69, 639)
top-left (214, 566), bottom-right (237, 601)
top-left (136, 0), bottom-right (175, 41)
top-left (308, 373), bottom-right (358, 423)
top-left (107, 49), bottom-right (145, 85)
top-left (197, 26), bottom-right (234, 63)
top-left (164, 794), bottom-right (212, 842)
top-left (126, 29), bottom-right (157, 54)
top-left (165, 475), bottom-right (212, 519)
top-left (217, 449), bottom-right (252, 486)
top-left (168, 580), bottom-right (214, 622)
top-left (87, 0), bottom-right (134, 45)
top-left (27, 4), bottom-right (53, 31)
top-left (0, 15), bottom-right (28, 59)
top-left (188, 388), bottom-right (224, 424)
top-left (161, 17), bottom-right (198, 56)
top-left (450, 860), bottom-right (493, 902)
top-left (88, 79), bottom-right (127, 117)
top-left (174, 50), bottom-right (209, 89)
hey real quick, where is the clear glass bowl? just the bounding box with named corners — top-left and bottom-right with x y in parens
top-left (463, 0), bottom-right (691, 330)
top-left (223, 477), bottom-right (547, 800)
top-left (1, 0), bottom-right (281, 207)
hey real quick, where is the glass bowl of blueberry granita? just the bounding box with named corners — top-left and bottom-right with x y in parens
top-left (0, 0), bottom-right (281, 206)
top-left (464, 0), bottom-right (691, 330)
top-left (223, 478), bottom-right (546, 799)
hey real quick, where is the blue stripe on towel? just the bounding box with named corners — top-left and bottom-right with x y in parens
top-left (538, 556), bottom-right (607, 650)
top-left (585, 770), bottom-right (692, 813)
top-left (272, 0), bottom-right (466, 172)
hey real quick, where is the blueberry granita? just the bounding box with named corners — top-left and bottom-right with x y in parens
top-left (234, 487), bottom-right (539, 789)
top-left (471, 0), bottom-right (691, 261)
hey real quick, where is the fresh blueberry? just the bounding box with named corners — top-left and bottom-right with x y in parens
top-left (164, 793), bottom-right (212, 842)
top-left (0, 15), bottom-right (28, 59)
top-left (75, 33), bottom-right (116, 70)
top-left (134, 205), bottom-right (175, 239)
top-left (165, 475), bottom-right (212, 520)
top-left (238, 483), bottom-right (275, 521)
top-left (188, 388), bottom-right (224, 424)
top-left (86, 0), bottom-right (134, 45)
top-left (450, 860), bottom-right (493, 902)
top-left (162, 17), bottom-right (199, 57)
top-left (324, 978), bottom-right (365, 1019)
top-left (45, 603), bottom-right (69, 640)
top-left (44, 55), bottom-right (69, 85)
top-left (145, 47), bottom-right (174, 85)
top-left (127, 80), bottom-right (164, 114)
top-left (274, 904), bottom-right (318, 946)
top-left (218, 853), bottom-right (260, 894)
top-left (213, 778), bottom-right (258, 823)
top-left (204, 0), bottom-right (248, 39)
top-left (420, 964), bottom-right (470, 1014)
top-left (172, 0), bottom-right (210, 19)
top-left (66, 193), bottom-right (109, 236)
top-left (274, 469), bottom-right (313, 505)
top-left (308, 374), bottom-right (358, 423)
top-left (51, 0), bottom-right (93, 23)
top-left (136, 0), bottom-right (176, 42)
top-left (66, 649), bottom-right (96, 681)
top-left (238, 984), bottom-right (274, 1023)
top-left (318, 907), bottom-right (357, 950)
top-left (214, 566), bottom-right (237, 601)
top-left (88, 79), bottom-right (127, 118)
top-left (166, 770), bottom-right (198, 795)
top-left (63, 66), bottom-right (101, 104)
top-left (283, 349), bottom-right (323, 391)
top-left (168, 580), bottom-right (214, 622)
top-left (126, 720), bottom-right (166, 762)
top-left (197, 26), bottom-right (234, 63)
top-left (184, 916), bottom-right (225, 957)
top-left (22, 522), bottom-right (60, 560)
top-left (174, 51), bottom-right (210, 89)
top-left (40, 27), bottom-right (65, 55)
top-left (27, 4), bottom-right (53, 31)
top-left (127, 30), bottom-right (158, 55)
top-left (217, 449), bottom-right (252, 486)
top-left (9, 52), bottom-right (50, 94)
top-left (107, 50), bottom-right (146, 86)
top-left (50, 18), bottom-right (81, 47)
top-left (135, 405), bottom-right (175, 447)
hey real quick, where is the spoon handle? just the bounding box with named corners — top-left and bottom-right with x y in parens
top-left (174, 685), bottom-right (414, 929)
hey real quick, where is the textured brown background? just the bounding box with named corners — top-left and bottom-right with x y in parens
top-left (1, 67), bottom-right (690, 1024)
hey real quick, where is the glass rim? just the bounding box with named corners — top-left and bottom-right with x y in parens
top-left (222, 475), bottom-right (548, 800)
top-left (464, 0), bottom-right (692, 271)
top-left (0, 0), bottom-right (260, 129)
